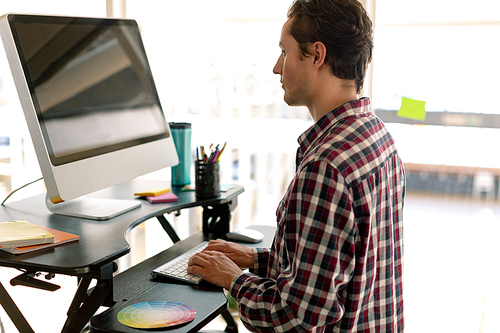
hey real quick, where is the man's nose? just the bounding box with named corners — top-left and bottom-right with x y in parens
top-left (273, 54), bottom-right (283, 75)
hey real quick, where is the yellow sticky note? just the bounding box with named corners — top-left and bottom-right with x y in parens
top-left (134, 188), bottom-right (170, 197)
top-left (397, 97), bottom-right (426, 121)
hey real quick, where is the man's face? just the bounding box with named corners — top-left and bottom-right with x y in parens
top-left (273, 18), bottom-right (313, 107)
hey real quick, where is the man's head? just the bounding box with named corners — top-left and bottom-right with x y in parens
top-left (286, 0), bottom-right (373, 95)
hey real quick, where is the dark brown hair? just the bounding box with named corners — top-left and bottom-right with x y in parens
top-left (287, 0), bottom-right (373, 94)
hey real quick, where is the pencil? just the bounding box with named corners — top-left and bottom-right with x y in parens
top-left (216, 142), bottom-right (227, 162)
top-left (201, 146), bottom-right (206, 162)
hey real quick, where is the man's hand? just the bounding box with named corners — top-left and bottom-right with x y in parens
top-left (188, 250), bottom-right (242, 289)
top-left (204, 239), bottom-right (255, 269)
top-left (187, 240), bottom-right (255, 289)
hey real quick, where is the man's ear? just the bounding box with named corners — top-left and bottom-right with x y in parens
top-left (312, 41), bottom-right (327, 69)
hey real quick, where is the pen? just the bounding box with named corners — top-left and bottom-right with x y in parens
top-left (197, 143), bottom-right (226, 163)
top-left (209, 149), bottom-right (220, 163)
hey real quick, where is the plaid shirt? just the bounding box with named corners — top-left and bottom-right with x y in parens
top-left (230, 98), bottom-right (405, 332)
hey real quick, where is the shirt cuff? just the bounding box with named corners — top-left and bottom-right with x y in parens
top-left (250, 247), bottom-right (269, 277)
top-left (229, 272), bottom-right (255, 303)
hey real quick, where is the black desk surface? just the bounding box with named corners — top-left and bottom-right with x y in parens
top-left (0, 178), bottom-right (278, 333)
top-left (89, 224), bottom-right (276, 333)
top-left (0, 178), bottom-right (244, 276)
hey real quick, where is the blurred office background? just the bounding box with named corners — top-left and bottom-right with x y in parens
top-left (0, 0), bottom-right (499, 332)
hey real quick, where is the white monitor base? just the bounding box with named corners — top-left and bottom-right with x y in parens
top-left (46, 194), bottom-right (141, 221)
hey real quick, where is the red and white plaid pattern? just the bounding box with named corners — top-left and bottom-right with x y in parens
top-left (231, 98), bottom-right (405, 333)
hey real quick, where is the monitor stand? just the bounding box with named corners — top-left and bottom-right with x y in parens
top-left (45, 194), bottom-right (141, 221)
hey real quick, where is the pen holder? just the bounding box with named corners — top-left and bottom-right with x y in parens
top-left (195, 161), bottom-right (220, 198)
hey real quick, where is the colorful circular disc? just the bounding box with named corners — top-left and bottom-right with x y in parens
top-left (117, 301), bottom-right (196, 329)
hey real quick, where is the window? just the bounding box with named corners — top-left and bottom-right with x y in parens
top-left (126, 0), bottom-right (311, 227)
top-left (373, 0), bottom-right (500, 170)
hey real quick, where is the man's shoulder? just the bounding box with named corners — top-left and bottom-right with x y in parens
top-left (304, 116), bottom-right (398, 179)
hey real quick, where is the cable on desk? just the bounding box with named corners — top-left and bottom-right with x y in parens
top-left (1, 177), bottom-right (43, 206)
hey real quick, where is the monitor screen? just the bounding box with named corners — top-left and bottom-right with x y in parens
top-left (10, 15), bottom-right (170, 166)
top-left (0, 14), bottom-right (179, 220)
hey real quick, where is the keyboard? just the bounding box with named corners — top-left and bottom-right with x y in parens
top-left (151, 241), bottom-right (208, 284)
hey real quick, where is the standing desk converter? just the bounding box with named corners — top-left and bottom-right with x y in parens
top-left (0, 178), bottom-right (273, 333)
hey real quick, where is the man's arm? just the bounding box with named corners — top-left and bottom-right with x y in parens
top-left (229, 161), bottom-right (356, 332)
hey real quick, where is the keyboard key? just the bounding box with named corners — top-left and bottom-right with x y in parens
top-left (152, 241), bottom-right (208, 284)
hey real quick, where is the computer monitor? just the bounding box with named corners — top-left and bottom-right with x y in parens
top-left (0, 14), bottom-right (179, 220)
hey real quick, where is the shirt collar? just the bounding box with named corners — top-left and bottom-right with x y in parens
top-left (296, 97), bottom-right (373, 165)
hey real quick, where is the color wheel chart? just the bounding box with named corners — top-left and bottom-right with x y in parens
top-left (117, 301), bottom-right (197, 329)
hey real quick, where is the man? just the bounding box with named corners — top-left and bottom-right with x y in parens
top-left (188, 0), bottom-right (405, 332)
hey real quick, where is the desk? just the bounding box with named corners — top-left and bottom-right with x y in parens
top-left (0, 178), bottom-right (247, 333)
top-left (89, 224), bottom-right (275, 333)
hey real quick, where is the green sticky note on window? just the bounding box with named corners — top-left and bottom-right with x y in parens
top-left (397, 97), bottom-right (426, 121)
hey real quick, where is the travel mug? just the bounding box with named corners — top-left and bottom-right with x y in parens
top-left (169, 122), bottom-right (192, 185)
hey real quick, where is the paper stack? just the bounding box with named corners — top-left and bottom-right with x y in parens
top-left (0, 219), bottom-right (55, 249)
